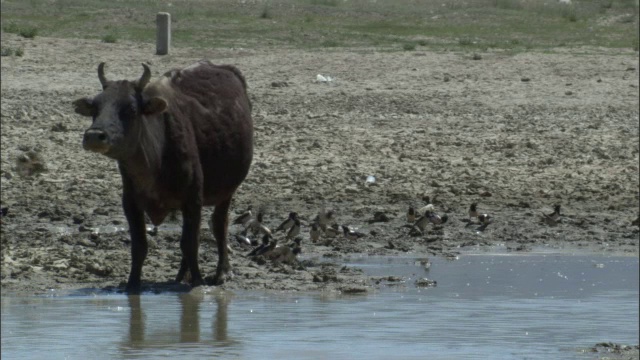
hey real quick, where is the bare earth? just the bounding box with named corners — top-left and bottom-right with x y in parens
top-left (1, 33), bottom-right (638, 299)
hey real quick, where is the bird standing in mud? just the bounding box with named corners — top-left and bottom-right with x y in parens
top-left (542, 204), bottom-right (561, 226)
top-left (233, 206), bottom-right (253, 227)
top-left (407, 206), bottom-right (417, 223)
top-left (342, 225), bottom-right (366, 240)
top-left (276, 212), bottom-right (298, 233)
top-left (247, 210), bottom-right (272, 237)
top-left (286, 218), bottom-right (301, 240)
top-left (235, 229), bottom-right (252, 247)
top-left (418, 196), bottom-right (436, 216)
top-left (412, 213), bottom-right (430, 234)
top-left (310, 221), bottom-right (321, 243)
top-left (428, 211), bottom-right (448, 226)
top-left (476, 213), bottom-right (493, 231)
top-left (316, 209), bottom-right (336, 231)
top-left (468, 203), bottom-right (479, 220)
top-left (247, 234), bottom-right (271, 257)
top-left (324, 223), bottom-right (341, 238)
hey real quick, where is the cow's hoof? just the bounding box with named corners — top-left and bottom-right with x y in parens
top-left (209, 268), bottom-right (233, 286)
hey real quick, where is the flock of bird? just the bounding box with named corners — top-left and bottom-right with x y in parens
top-left (218, 198), bottom-right (564, 265)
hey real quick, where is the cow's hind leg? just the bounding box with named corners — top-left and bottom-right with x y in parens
top-left (211, 197), bottom-right (232, 285)
top-left (178, 200), bottom-right (204, 288)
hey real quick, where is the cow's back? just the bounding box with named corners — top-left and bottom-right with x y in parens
top-left (164, 61), bottom-right (253, 205)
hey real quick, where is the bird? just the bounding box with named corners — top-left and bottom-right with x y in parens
top-left (232, 206), bottom-right (253, 227)
top-left (289, 237), bottom-right (302, 252)
top-left (265, 239), bottom-right (300, 265)
top-left (477, 213), bottom-right (493, 226)
top-left (316, 209), bottom-right (336, 231)
top-left (368, 211), bottom-right (390, 224)
top-left (235, 230), bottom-right (252, 247)
top-left (246, 234), bottom-right (271, 257)
top-left (418, 197), bottom-right (435, 216)
top-left (468, 203), bottom-right (479, 220)
top-left (247, 211), bottom-right (272, 237)
top-left (255, 238), bottom-right (278, 257)
top-left (286, 219), bottom-right (301, 240)
top-left (341, 225), bottom-right (365, 240)
top-left (413, 214), bottom-right (430, 233)
top-left (475, 213), bottom-right (493, 231)
top-left (276, 212), bottom-right (298, 233)
top-left (309, 222), bottom-right (321, 242)
top-left (542, 204), bottom-right (561, 222)
top-left (407, 206), bottom-right (417, 223)
top-left (428, 212), bottom-right (448, 225)
top-left (324, 223), bottom-right (340, 238)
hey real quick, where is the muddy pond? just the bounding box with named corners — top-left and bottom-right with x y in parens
top-left (2, 252), bottom-right (638, 359)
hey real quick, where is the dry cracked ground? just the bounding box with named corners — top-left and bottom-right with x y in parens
top-left (1, 33), bottom-right (638, 297)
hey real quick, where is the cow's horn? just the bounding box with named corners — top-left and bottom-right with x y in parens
top-left (138, 63), bottom-right (151, 91)
top-left (97, 62), bottom-right (108, 89)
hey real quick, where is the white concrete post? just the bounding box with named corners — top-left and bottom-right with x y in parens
top-left (156, 12), bottom-right (171, 55)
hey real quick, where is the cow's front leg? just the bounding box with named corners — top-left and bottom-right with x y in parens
top-left (179, 197), bottom-right (204, 288)
top-left (122, 179), bottom-right (147, 294)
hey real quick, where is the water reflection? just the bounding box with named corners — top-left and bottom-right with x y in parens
top-left (128, 295), bottom-right (144, 347)
top-left (2, 254), bottom-right (637, 360)
top-left (179, 294), bottom-right (200, 343)
top-left (121, 290), bottom-right (235, 355)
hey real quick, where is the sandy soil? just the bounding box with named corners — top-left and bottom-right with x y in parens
top-left (1, 33), bottom-right (638, 297)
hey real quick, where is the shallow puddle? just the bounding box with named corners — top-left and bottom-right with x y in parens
top-left (2, 253), bottom-right (638, 359)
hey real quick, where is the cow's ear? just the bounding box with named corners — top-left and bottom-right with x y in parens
top-left (72, 97), bottom-right (94, 117)
top-left (143, 97), bottom-right (167, 115)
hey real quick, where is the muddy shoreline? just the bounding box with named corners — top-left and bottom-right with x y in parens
top-left (1, 33), bottom-right (639, 297)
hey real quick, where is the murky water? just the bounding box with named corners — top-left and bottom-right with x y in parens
top-left (2, 253), bottom-right (638, 360)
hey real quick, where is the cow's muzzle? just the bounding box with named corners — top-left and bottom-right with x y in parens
top-left (83, 129), bottom-right (110, 154)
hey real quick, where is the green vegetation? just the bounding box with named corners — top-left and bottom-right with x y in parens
top-left (101, 33), bottom-right (118, 43)
top-left (0, 47), bottom-right (13, 56)
top-left (0, 0), bottom-right (637, 51)
top-left (402, 42), bottom-right (416, 51)
top-left (0, 46), bottom-right (24, 56)
top-left (2, 22), bottom-right (38, 38)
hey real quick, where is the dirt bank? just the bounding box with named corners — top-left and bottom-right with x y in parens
top-left (1, 33), bottom-right (638, 295)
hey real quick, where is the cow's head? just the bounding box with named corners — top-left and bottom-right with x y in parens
top-left (73, 63), bottom-right (168, 159)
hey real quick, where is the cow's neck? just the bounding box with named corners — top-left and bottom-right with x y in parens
top-left (120, 113), bottom-right (167, 188)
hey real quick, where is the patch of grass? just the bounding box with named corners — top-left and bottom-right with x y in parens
top-left (2, 22), bottom-right (21, 34)
top-left (417, 39), bottom-right (429, 46)
top-left (1, 47), bottom-right (13, 57)
top-left (260, 5), bottom-right (272, 19)
top-left (458, 37), bottom-right (474, 46)
top-left (402, 42), bottom-right (416, 51)
top-left (0, 46), bottom-right (24, 56)
top-left (561, 6), bottom-right (579, 22)
top-left (18, 26), bottom-right (38, 39)
top-left (1, 22), bottom-right (38, 38)
top-left (320, 39), bottom-right (340, 47)
top-left (310, 0), bottom-right (339, 6)
top-left (493, 0), bottom-right (522, 10)
top-left (101, 33), bottom-right (118, 43)
top-left (0, 0), bottom-right (636, 51)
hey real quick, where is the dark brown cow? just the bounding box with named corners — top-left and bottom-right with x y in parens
top-left (73, 60), bottom-right (253, 293)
